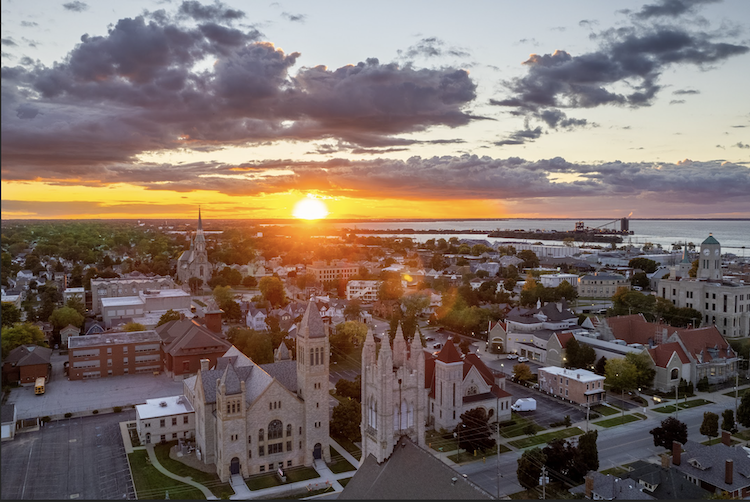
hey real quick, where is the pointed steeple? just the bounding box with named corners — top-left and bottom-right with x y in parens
top-left (299, 301), bottom-right (326, 338)
top-left (393, 323), bottom-right (406, 367)
top-left (198, 206), bottom-right (203, 231)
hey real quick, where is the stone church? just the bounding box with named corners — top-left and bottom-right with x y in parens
top-left (360, 326), bottom-right (512, 463)
top-left (177, 208), bottom-right (212, 286)
top-left (184, 302), bottom-right (331, 481)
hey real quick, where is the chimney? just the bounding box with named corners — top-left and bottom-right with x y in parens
top-left (725, 459), bottom-right (733, 485)
top-left (722, 430), bottom-right (732, 446)
top-left (672, 441), bottom-right (681, 466)
top-left (661, 454), bottom-right (671, 469)
top-left (200, 359), bottom-right (210, 372)
top-left (204, 310), bottom-right (222, 334)
top-left (585, 474), bottom-right (594, 498)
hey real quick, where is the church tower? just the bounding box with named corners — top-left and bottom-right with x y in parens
top-left (295, 302), bottom-right (331, 463)
top-left (698, 234), bottom-right (722, 281)
top-left (177, 207), bottom-right (213, 285)
top-left (433, 339), bottom-right (464, 431)
top-left (194, 206), bottom-right (206, 255)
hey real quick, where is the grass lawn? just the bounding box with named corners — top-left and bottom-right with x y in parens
top-left (508, 427), bottom-right (584, 449)
top-left (128, 450), bottom-right (205, 500)
top-left (653, 399), bottom-right (713, 413)
top-left (328, 447), bottom-right (356, 474)
top-left (724, 388), bottom-right (750, 399)
top-left (339, 477), bottom-right (352, 488)
top-left (600, 466), bottom-right (630, 477)
top-left (702, 437), bottom-right (741, 446)
top-left (447, 444), bottom-right (511, 463)
top-left (246, 466), bottom-right (319, 491)
top-left (499, 414), bottom-right (546, 439)
top-left (633, 413), bottom-right (647, 420)
top-left (734, 429), bottom-right (750, 440)
top-left (593, 415), bottom-right (641, 428)
top-left (591, 404), bottom-right (619, 416)
top-left (426, 429), bottom-right (458, 452)
top-left (331, 434), bottom-right (362, 461)
top-left (329, 390), bottom-right (347, 405)
top-left (153, 442), bottom-right (234, 499)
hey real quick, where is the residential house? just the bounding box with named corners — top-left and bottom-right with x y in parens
top-left (60, 324), bottom-right (81, 347)
top-left (502, 300), bottom-right (578, 361)
top-left (671, 439), bottom-right (750, 498)
top-left (574, 471), bottom-right (655, 499)
top-left (2, 344), bottom-right (51, 386)
top-left (246, 306), bottom-right (268, 331)
top-left (623, 459), bottom-right (709, 499)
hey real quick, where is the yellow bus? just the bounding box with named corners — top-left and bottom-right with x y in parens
top-left (34, 377), bottom-right (45, 395)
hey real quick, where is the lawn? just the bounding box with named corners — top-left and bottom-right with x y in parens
top-left (591, 404), bottom-right (618, 416)
top-left (723, 388), bottom-right (750, 399)
top-left (128, 450), bottom-right (205, 500)
top-left (331, 434), bottom-right (362, 461)
top-left (246, 466), bottom-right (320, 491)
top-left (702, 437), bottom-right (741, 446)
top-left (426, 429), bottom-right (458, 452)
top-left (447, 443), bottom-right (511, 463)
top-left (600, 466), bottom-right (630, 477)
top-left (508, 427), bottom-right (584, 449)
top-left (653, 399), bottom-right (714, 413)
top-left (734, 429), bottom-right (750, 440)
top-left (498, 413), bottom-right (546, 439)
top-left (328, 447), bottom-right (356, 474)
top-left (339, 477), bottom-right (352, 488)
top-left (154, 442), bottom-right (234, 499)
top-left (593, 415), bottom-right (641, 428)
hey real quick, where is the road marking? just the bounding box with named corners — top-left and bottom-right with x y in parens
top-left (69, 439), bottom-right (77, 442)
top-left (70, 494), bottom-right (80, 499)
top-left (21, 440), bottom-right (33, 499)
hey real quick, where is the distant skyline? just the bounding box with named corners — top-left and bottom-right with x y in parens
top-left (2, 0), bottom-right (749, 220)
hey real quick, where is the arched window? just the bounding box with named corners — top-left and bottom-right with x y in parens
top-left (286, 424), bottom-right (292, 437)
top-left (670, 368), bottom-right (679, 380)
top-left (258, 429), bottom-right (264, 441)
top-left (268, 420), bottom-right (283, 440)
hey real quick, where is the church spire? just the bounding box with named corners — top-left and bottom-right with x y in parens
top-left (198, 206), bottom-right (203, 231)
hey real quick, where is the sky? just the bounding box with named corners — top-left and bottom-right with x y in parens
top-left (2, 0), bottom-right (750, 220)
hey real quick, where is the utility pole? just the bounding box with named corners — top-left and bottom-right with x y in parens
top-left (496, 398), bottom-right (501, 500)
top-left (675, 383), bottom-right (679, 420)
top-left (541, 466), bottom-right (547, 500)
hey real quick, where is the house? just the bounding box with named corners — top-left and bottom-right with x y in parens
top-left (671, 438), bottom-right (750, 498)
top-left (246, 306), bottom-right (268, 331)
top-left (1, 404), bottom-right (17, 442)
top-left (502, 300), bottom-right (578, 361)
top-left (361, 331), bottom-right (511, 463)
top-left (537, 366), bottom-right (606, 406)
top-left (136, 395), bottom-right (195, 445)
top-left (60, 324), bottom-right (81, 347)
top-left (155, 314), bottom-right (232, 380)
top-left (339, 436), bottom-right (494, 500)
top-left (623, 459), bottom-right (709, 499)
top-left (182, 302), bottom-right (331, 481)
top-left (574, 471), bottom-right (655, 499)
top-left (2, 344), bottom-right (51, 386)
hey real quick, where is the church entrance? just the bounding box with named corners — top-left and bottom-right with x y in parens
top-left (313, 443), bottom-right (322, 460)
top-left (145, 433), bottom-right (151, 444)
top-left (230, 457), bottom-right (240, 475)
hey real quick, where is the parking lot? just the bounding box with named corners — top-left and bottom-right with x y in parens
top-left (1, 412), bottom-right (136, 500)
top-left (504, 380), bottom-right (589, 427)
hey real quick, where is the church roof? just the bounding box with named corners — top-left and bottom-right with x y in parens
top-left (435, 339), bottom-right (463, 364)
top-left (299, 301), bottom-right (326, 338)
top-left (156, 319), bottom-right (231, 357)
top-left (647, 342), bottom-right (690, 368)
top-left (702, 234), bottom-right (720, 245)
top-left (260, 360), bottom-right (297, 393)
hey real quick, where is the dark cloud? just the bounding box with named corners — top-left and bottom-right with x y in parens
top-left (63, 1), bottom-right (89, 12)
top-left (281, 12), bottom-right (306, 23)
top-left (634, 0), bottom-right (720, 19)
top-left (1, 11), bottom-right (478, 174)
top-left (673, 88), bottom-right (700, 95)
top-left (670, 99), bottom-right (686, 104)
top-left (494, 127), bottom-right (543, 146)
top-left (20, 21), bottom-right (39, 28)
top-left (736, 142), bottom-right (750, 149)
top-left (398, 37), bottom-right (470, 60)
top-left (536, 109), bottom-right (589, 129)
top-left (1, 38), bottom-right (17, 47)
top-left (579, 19), bottom-right (599, 28)
top-left (177, 1), bottom-right (244, 22)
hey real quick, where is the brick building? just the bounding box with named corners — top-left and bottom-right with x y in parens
top-left (307, 260), bottom-right (360, 283)
top-left (2, 345), bottom-right (52, 385)
top-left (67, 331), bottom-right (162, 380)
top-left (537, 366), bottom-right (606, 406)
top-left (155, 314), bottom-right (231, 380)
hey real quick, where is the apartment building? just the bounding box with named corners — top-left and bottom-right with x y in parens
top-left (346, 280), bottom-right (380, 302)
top-left (537, 366), bottom-right (606, 406)
top-left (578, 273), bottom-right (629, 298)
top-left (307, 260), bottom-right (360, 283)
top-left (68, 331), bottom-right (162, 380)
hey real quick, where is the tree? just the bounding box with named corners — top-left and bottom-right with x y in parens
top-left (1, 323), bottom-right (47, 355)
top-left (604, 358), bottom-right (638, 392)
top-left (343, 299), bottom-right (362, 321)
top-left (223, 300), bottom-right (243, 323)
top-left (578, 430), bottom-right (599, 472)
top-left (700, 412), bottom-right (719, 441)
top-left (1, 302), bottom-right (22, 327)
top-left (610, 289), bottom-right (657, 320)
top-left (458, 338), bottom-right (472, 355)
top-left (213, 285), bottom-right (235, 311)
top-left (628, 257), bottom-right (659, 274)
top-left (513, 363), bottom-right (533, 382)
top-left (401, 292), bottom-right (430, 317)
top-left (188, 277), bottom-right (204, 294)
top-left (229, 328), bottom-right (273, 364)
top-left (242, 275), bottom-right (258, 288)
top-left (631, 272), bottom-right (650, 289)
top-left (518, 250), bottom-right (540, 269)
top-left (650, 417), bottom-right (688, 450)
top-left (335, 375), bottom-right (361, 401)
top-left (122, 322), bottom-right (146, 332)
top-left (331, 321), bottom-right (367, 358)
top-left (721, 409), bottom-right (737, 433)
top-left (49, 306), bottom-right (84, 331)
top-left (378, 276), bottom-right (404, 302)
top-left (156, 309), bottom-right (182, 327)
top-left (65, 294), bottom-right (86, 316)
top-left (455, 408), bottom-right (496, 454)
top-left (625, 352), bottom-right (656, 390)
top-left (430, 253), bottom-right (447, 271)
top-left (737, 392), bottom-right (750, 428)
top-left (594, 356), bottom-right (607, 375)
top-left (517, 447), bottom-right (545, 489)
top-left (331, 398), bottom-right (361, 442)
top-left (564, 338), bottom-right (595, 369)
top-left (259, 276), bottom-right (288, 308)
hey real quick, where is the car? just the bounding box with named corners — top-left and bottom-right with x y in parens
top-left (506, 353), bottom-right (518, 360)
top-left (518, 356), bottom-right (529, 363)
top-left (433, 343), bottom-right (442, 349)
top-left (425, 336), bottom-right (435, 342)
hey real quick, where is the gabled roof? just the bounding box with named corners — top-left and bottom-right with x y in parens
top-left (4, 344), bottom-right (52, 366)
top-left (156, 318), bottom-right (231, 357)
top-left (463, 353), bottom-right (494, 386)
top-left (339, 436), bottom-right (494, 500)
top-left (435, 339), bottom-right (463, 364)
top-left (553, 332), bottom-right (575, 349)
top-left (671, 326), bottom-right (735, 362)
top-left (675, 440), bottom-right (750, 491)
top-left (648, 342), bottom-right (690, 368)
top-left (625, 460), bottom-right (709, 499)
top-left (604, 314), bottom-right (655, 346)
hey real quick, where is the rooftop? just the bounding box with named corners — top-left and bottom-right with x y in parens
top-left (68, 330), bottom-right (161, 348)
top-left (136, 395), bottom-right (194, 419)
top-left (539, 365), bottom-right (604, 383)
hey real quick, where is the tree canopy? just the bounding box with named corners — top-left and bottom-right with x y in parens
top-left (1, 323), bottom-right (47, 356)
top-left (625, 351), bottom-right (656, 390)
top-left (122, 322), bottom-right (146, 332)
top-left (700, 412), bottom-right (719, 440)
top-left (564, 338), bottom-right (596, 370)
top-left (628, 257), bottom-right (659, 274)
top-left (604, 358), bottom-right (638, 392)
top-left (517, 447), bottom-right (545, 489)
top-left (49, 306), bottom-right (84, 331)
top-left (156, 309), bottom-right (182, 327)
top-left (259, 276), bottom-right (288, 308)
top-left (331, 398), bottom-right (361, 442)
top-left (650, 417), bottom-right (688, 450)
top-left (455, 407), bottom-right (496, 454)
top-left (1, 302), bottom-right (22, 327)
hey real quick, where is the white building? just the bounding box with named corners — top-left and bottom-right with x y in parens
top-left (63, 287), bottom-right (85, 305)
top-left (346, 280), bottom-right (380, 303)
top-left (136, 395), bottom-right (195, 444)
top-left (540, 273), bottom-right (579, 290)
top-left (101, 289), bottom-right (191, 328)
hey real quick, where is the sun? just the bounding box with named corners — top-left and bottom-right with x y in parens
top-left (292, 196), bottom-right (329, 220)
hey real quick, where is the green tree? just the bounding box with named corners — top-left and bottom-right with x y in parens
top-left (343, 299), bottom-right (362, 321)
top-left (625, 351), bottom-right (656, 390)
top-left (242, 275), bottom-right (258, 288)
top-left (378, 276), bottom-right (404, 302)
top-left (331, 321), bottom-right (367, 359)
top-left (212, 285), bottom-right (235, 310)
top-left (700, 412), bottom-right (719, 441)
top-left (156, 309), bottom-right (182, 327)
top-left (578, 430), bottom-right (599, 472)
top-left (564, 338), bottom-right (596, 369)
top-left (628, 257), bottom-right (659, 274)
top-left (518, 250), bottom-right (540, 269)
top-left (721, 409), bottom-right (737, 433)
top-left (334, 375), bottom-right (361, 401)
top-left (604, 358), bottom-right (638, 392)
top-left (331, 398), bottom-right (361, 442)
top-left (455, 408), bottom-right (496, 454)
top-left (1, 323), bottom-right (47, 355)
top-left (49, 306), bottom-right (84, 331)
top-left (594, 356), bottom-right (607, 375)
top-left (122, 322), bottom-right (146, 332)
top-left (229, 328), bottom-right (273, 364)
top-left (517, 447), bottom-right (545, 489)
top-left (737, 392), bottom-right (750, 428)
top-left (65, 294), bottom-right (86, 317)
top-left (610, 289), bottom-right (657, 319)
top-left (650, 417), bottom-right (688, 450)
top-left (513, 363), bottom-right (533, 382)
top-left (1, 302), bottom-right (22, 327)
top-left (188, 276), bottom-right (204, 293)
top-left (556, 280), bottom-right (578, 302)
top-left (259, 276), bottom-right (288, 308)
top-left (631, 272), bottom-right (650, 289)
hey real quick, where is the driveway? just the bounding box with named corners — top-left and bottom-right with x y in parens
top-left (1, 412), bottom-right (136, 500)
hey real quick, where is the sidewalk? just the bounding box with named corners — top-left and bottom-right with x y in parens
top-left (145, 444), bottom-right (219, 500)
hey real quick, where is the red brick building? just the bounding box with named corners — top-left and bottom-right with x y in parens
top-left (2, 345), bottom-right (52, 385)
top-left (155, 317), bottom-right (231, 380)
top-left (68, 331), bottom-right (162, 380)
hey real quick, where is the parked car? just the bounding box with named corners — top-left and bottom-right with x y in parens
top-left (433, 343), bottom-right (442, 350)
top-left (518, 356), bottom-right (529, 363)
top-left (425, 336), bottom-right (435, 342)
top-left (506, 353), bottom-right (518, 360)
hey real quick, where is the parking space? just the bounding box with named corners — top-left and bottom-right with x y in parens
top-left (505, 380), bottom-right (588, 427)
top-left (1, 412), bottom-right (136, 500)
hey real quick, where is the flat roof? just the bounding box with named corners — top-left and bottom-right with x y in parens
top-left (539, 365), bottom-right (604, 383)
top-left (64, 287), bottom-right (85, 293)
top-left (101, 296), bottom-right (145, 307)
top-left (136, 395), bottom-right (194, 419)
top-left (68, 330), bottom-right (160, 348)
top-left (139, 289), bottom-right (190, 298)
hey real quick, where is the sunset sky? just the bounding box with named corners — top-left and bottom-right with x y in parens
top-left (2, 0), bottom-right (749, 220)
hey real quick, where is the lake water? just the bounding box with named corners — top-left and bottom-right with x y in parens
top-left (323, 219), bottom-right (750, 252)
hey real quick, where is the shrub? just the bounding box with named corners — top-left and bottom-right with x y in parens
top-left (64, 412), bottom-right (72, 418)
top-left (41, 416), bottom-right (51, 423)
top-left (697, 376), bottom-right (710, 393)
top-left (113, 406), bottom-right (122, 413)
top-left (92, 410), bottom-right (99, 415)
